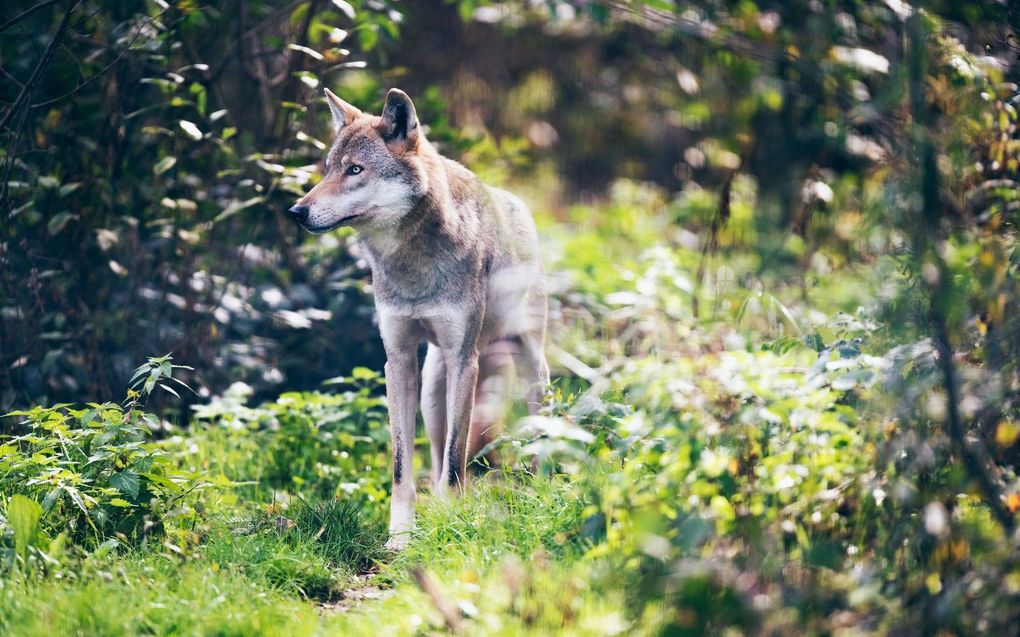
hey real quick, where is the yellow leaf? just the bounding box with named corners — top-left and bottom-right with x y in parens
top-left (995, 421), bottom-right (1019, 448)
top-left (1006, 493), bottom-right (1020, 513)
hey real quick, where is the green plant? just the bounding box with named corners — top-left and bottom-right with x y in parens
top-left (291, 497), bottom-right (387, 573)
top-left (0, 356), bottom-right (208, 567)
top-left (185, 370), bottom-right (390, 504)
top-left (200, 520), bottom-right (339, 600)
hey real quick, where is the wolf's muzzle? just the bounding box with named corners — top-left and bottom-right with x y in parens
top-left (288, 204), bottom-right (310, 224)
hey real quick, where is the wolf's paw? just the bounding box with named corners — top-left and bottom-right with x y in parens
top-left (384, 533), bottom-right (410, 552)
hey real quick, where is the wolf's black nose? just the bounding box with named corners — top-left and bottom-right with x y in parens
top-left (288, 204), bottom-right (309, 222)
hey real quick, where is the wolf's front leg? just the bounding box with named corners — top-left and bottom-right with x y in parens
top-left (383, 348), bottom-right (419, 550)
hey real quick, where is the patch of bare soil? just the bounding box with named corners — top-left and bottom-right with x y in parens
top-left (318, 574), bottom-right (395, 613)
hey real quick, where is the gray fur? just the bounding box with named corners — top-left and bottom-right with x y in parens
top-left (293, 88), bottom-right (549, 549)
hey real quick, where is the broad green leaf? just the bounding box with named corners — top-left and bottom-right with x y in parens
top-left (351, 367), bottom-right (378, 381)
top-left (8, 495), bottom-right (43, 561)
top-left (47, 212), bottom-right (76, 236)
top-left (42, 487), bottom-right (62, 511)
top-left (109, 471), bottom-right (141, 499)
top-left (153, 156), bottom-right (177, 175)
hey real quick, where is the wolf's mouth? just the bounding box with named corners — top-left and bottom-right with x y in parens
top-left (302, 213), bottom-right (363, 234)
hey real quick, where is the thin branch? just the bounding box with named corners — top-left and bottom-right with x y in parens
top-left (602, 0), bottom-right (788, 64)
top-left (932, 319), bottom-right (1016, 533)
top-left (0, 0), bottom-right (82, 131)
top-left (0, 102), bottom-right (30, 229)
top-left (1, 0), bottom-right (81, 231)
top-left (205, 0), bottom-right (312, 84)
top-left (31, 13), bottom-right (157, 109)
top-left (906, 14), bottom-right (1016, 535)
top-left (0, 63), bottom-right (25, 89)
top-left (692, 150), bottom-right (746, 320)
top-left (66, 0), bottom-right (117, 32)
top-left (0, 0), bottom-right (59, 36)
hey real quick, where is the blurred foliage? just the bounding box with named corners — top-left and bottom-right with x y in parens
top-left (1, 0), bottom-right (404, 413)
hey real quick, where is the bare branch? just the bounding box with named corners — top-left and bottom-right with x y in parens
top-left (31, 12), bottom-right (159, 109)
top-left (0, 0), bottom-right (60, 36)
top-left (411, 567), bottom-right (463, 633)
top-left (0, 0), bottom-right (82, 131)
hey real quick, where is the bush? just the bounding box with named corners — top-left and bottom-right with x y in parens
top-left (180, 368), bottom-right (390, 505)
top-left (0, 357), bottom-right (209, 571)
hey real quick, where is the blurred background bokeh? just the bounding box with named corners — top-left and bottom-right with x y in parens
top-left (2, 0), bottom-right (1016, 415)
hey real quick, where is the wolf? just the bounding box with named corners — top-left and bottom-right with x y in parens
top-left (289, 88), bottom-right (549, 549)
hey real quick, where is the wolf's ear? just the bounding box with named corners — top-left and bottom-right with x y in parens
top-left (379, 88), bottom-right (419, 150)
top-left (324, 88), bottom-right (362, 132)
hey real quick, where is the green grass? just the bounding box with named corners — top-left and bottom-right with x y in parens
top-left (200, 522), bottom-right (341, 600)
top-left (388, 473), bottom-right (593, 579)
top-left (3, 187), bottom-right (1017, 636)
top-left (290, 498), bottom-right (388, 573)
top-left (0, 477), bottom-right (618, 637)
top-left (0, 554), bottom-right (331, 637)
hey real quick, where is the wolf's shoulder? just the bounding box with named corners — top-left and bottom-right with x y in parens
top-left (481, 185), bottom-right (541, 269)
top-left (483, 185), bottom-right (532, 219)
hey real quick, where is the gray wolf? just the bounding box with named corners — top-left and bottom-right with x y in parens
top-left (289, 88), bottom-right (549, 549)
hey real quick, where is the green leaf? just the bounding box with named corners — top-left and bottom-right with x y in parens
top-left (58, 182), bottom-right (82, 197)
top-left (153, 156), bottom-right (177, 175)
top-left (331, 0), bottom-right (356, 20)
top-left (287, 43), bottom-right (325, 61)
top-left (8, 495), bottom-right (43, 561)
top-left (42, 487), bottom-right (62, 511)
top-left (179, 120), bottom-right (203, 140)
top-left (167, 375), bottom-right (196, 394)
top-left (351, 367), bottom-right (378, 381)
top-left (141, 472), bottom-right (182, 494)
top-left (93, 537), bottom-right (120, 559)
top-left (47, 212), bottom-right (76, 236)
top-left (109, 471), bottom-right (141, 499)
top-left (213, 196), bottom-right (264, 224)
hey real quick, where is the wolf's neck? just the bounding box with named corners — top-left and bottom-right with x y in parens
top-left (359, 184), bottom-right (480, 302)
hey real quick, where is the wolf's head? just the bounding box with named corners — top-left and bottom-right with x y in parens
top-left (289, 88), bottom-right (428, 234)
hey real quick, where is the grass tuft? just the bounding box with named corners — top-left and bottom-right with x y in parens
top-left (386, 473), bottom-right (591, 581)
top-left (291, 497), bottom-right (387, 573)
top-left (201, 516), bottom-right (341, 600)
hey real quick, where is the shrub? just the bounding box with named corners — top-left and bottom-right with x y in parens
top-left (182, 368), bottom-right (390, 505)
top-left (0, 356), bottom-right (209, 571)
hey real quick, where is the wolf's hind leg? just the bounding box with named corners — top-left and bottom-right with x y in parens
top-left (422, 344), bottom-right (447, 490)
top-left (468, 339), bottom-right (518, 468)
top-left (517, 332), bottom-right (550, 415)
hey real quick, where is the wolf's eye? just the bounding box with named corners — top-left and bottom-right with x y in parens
top-left (346, 164), bottom-right (363, 176)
